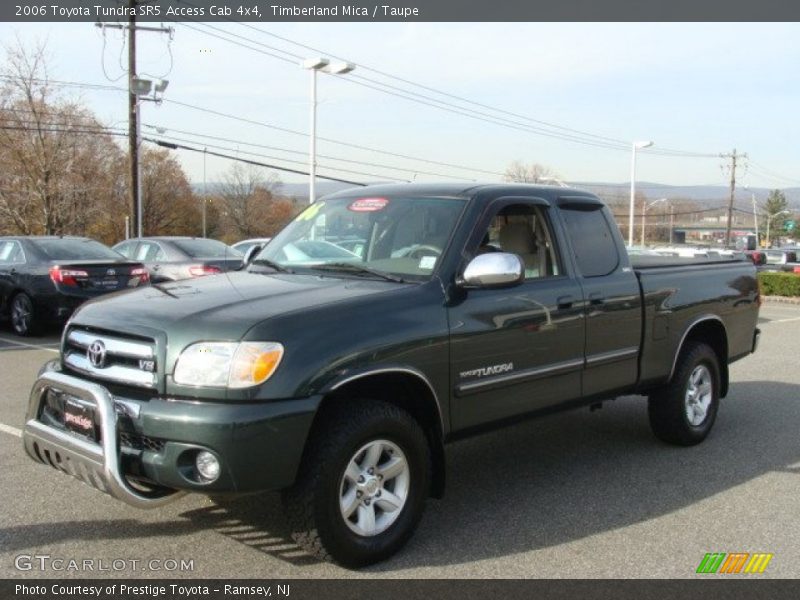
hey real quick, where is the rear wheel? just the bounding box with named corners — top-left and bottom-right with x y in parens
top-left (10, 292), bottom-right (39, 337)
top-left (648, 342), bottom-right (720, 446)
top-left (282, 399), bottom-right (430, 568)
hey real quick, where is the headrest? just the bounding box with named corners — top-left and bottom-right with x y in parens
top-left (498, 222), bottom-right (536, 254)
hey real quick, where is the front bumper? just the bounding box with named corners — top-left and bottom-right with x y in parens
top-left (23, 365), bottom-right (320, 508)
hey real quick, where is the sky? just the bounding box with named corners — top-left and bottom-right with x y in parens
top-left (1, 21), bottom-right (799, 194)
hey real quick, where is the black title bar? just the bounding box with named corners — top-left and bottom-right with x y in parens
top-left (3, 0), bottom-right (800, 22)
top-left (5, 579), bottom-right (800, 600)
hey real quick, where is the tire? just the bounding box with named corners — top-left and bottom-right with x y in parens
top-left (10, 292), bottom-right (39, 337)
top-left (648, 341), bottom-right (721, 446)
top-left (282, 399), bottom-right (431, 568)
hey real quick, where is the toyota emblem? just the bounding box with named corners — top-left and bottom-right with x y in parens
top-left (87, 340), bottom-right (107, 368)
top-left (106, 268), bottom-right (116, 276)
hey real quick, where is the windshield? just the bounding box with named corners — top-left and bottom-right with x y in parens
top-left (35, 239), bottom-right (123, 261)
top-left (255, 195), bottom-right (466, 280)
top-left (172, 239), bottom-right (242, 258)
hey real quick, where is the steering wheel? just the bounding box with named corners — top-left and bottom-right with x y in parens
top-left (406, 245), bottom-right (442, 259)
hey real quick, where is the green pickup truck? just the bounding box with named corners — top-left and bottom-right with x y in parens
top-left (23, 184), bottom-right (760, 567)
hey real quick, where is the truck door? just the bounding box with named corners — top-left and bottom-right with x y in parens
top-left (557, 198), bottom-right (642, 396)
top-left (448, 198), bottom-right (585, 432)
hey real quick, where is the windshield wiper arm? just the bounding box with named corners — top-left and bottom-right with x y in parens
top-left (311, 263), bottom-right (405, 283)
top-left (251, 258), bottom-right (294, 274)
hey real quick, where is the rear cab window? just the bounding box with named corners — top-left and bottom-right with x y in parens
top-left (560, 204), bottom-right (620, 277)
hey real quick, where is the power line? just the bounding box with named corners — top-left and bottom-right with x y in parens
top-left (151, 132), bottom-right (409, 182)
top-left (179, 20), bottom-right (706, 156)
top-left (145, 138), bottom-right (369, 187)
top-left (143, 123), bottom-right (475, 181)
top-left (175, 10), bottom-right (718, 159)
top-left (162, 97), bottom-right (506, 176)
top-left (747, 160), bottom-right (800, 186)
top-left (2, 74), bottom-right (508, 177)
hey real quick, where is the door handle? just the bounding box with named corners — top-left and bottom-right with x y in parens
top-left (589, 292), bottom-right (605, 306)
top-left (556, 295), bottom-right (574, 309)
top-left (152, 264), bottom-right (160, 270)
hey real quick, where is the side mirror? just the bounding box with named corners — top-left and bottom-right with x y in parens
top-left (460, 252), bottom-right (524, 288)
top-left (242, 244), bottom-right (263, 266)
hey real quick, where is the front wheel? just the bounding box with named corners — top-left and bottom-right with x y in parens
top-left (10, 292), bottom-right (39, 337)
top-left (648, 342), bottom-right (721, 446)
top-left (282, 400), bottom-right (431, 568)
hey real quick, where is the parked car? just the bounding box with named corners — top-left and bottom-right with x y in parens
top-left (756, 249), bottom-right (800, 273)
top-left (23, 184), bottom-right (760, 567)
top-left (113, 237), bottom-right (243, 283)
top-left (0, 236), bottom-right (149, 336)
top-left (232, 237), bottom-right (272, 255)
top-left (744, 250), bottom-right (767, 266)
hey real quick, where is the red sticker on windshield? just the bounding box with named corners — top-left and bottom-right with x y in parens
top-left (348, 197), bottom-right (389, 212)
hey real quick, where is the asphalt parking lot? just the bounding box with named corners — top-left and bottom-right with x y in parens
top-left (1, 302), bottom-right (799, 579)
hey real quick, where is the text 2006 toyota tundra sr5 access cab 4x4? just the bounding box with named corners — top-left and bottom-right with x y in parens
top-left (23, 184), bottom-right (760, 567)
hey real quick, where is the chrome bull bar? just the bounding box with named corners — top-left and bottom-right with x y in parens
top-left (23, 370), bottom-right (184, 509)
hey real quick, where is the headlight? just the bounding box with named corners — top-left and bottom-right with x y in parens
top-left (173, 342), bottom-right (284, 389)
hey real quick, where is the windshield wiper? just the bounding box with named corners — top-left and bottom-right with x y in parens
top-left (251, 258), bottom-right (294, 274)
top-left (310, 262), bottom-right (405, 283)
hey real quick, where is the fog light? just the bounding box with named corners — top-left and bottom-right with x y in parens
top-left (195, 451), bottom-right (220, 482)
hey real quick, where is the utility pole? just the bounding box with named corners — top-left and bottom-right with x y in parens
top-left (98, 8), bottom-right (171, 239)
top-left (722, 149), bottom-right (747, 248)
top-left (128, 0), bottom-right (140, 238)
top-left (752, 193), bottom-right (759, 247)
top-left (669, 205), bottom-right (674, 244)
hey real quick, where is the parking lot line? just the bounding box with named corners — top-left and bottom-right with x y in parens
top-left (0, 422), bottom-right (22, 438)
top-left (0, 336), bottom-right (59, 353)
top-left (762, 316), bottom-right (800, 325)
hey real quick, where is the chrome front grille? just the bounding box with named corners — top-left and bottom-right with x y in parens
top-left (64, 328), bottom-right (157, 388)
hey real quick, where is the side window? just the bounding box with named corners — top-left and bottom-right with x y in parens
top-left (135, 243), bottom-right (162, 262)
top-left (0, 241), bottom-right (25, 264)
top-left (475, 204), bottom-right (561, 279)
top-left (146, 244), bottom-right (166, 261)
top-left (561, 205), bottom-right (620, 277)
top-left (115, 242), bottom-right (136, 259)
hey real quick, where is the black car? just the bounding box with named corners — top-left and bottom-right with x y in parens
top-left (0, 236), bottom-right (149, 336)
top-left (112, 237), bottom-right (243, 283)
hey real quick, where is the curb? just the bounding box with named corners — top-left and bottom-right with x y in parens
top-left (762, 295), bottom-right (800, 305)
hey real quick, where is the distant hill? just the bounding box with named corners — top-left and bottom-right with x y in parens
top-left (193, 181), bottom-right (800, 207)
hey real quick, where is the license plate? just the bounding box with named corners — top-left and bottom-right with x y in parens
top-left (98, 277), bottom-right (119, 287)
top-left (63, 398), bottom-right (96, 440)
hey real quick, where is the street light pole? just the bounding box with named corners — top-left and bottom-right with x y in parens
top-left (629, 140), bottom-right (654, 247)
top-left (641, 197), bottom-right (666, 247)
top-left (135, 98), bottom-right (143, 237)
top-left (202, 147), bottom-right (207, 238)
top-left (766, 210), bottom-right (790, 248)
top-left (751, 193), bottom-right (759, 247)
top-left (308, 65), bottom-right (319, 205)
top-left (130, 77), bottom-right (169, 238)
top-left (303, 57), bottom-right (355, 204)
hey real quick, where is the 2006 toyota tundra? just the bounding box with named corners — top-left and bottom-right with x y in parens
top-left (23, 184), bottom-right (760, 567)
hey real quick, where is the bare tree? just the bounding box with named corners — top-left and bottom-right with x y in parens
top-left (0, 41), bottom-right (123, 236)
top-left (140, 147), bottom-right (201, 237)
top-left (215, 163), bottom-right (289, 239)
top-left (503, 160), bottom-right (559, 184)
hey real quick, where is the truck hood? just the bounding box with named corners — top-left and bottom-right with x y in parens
top-left (70, 271), bottom-right (401, 340)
